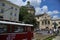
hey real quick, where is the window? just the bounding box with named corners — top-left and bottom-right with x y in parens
top-left (0, 24), bottom-right (7, 34)
top-left (0, 16), bottom-right (3, 18)
top-left (45, 20), bottom-right (47, 24)
top-left (37, 17), bottom-right (39, 19)
top-left (37, 22), bottom-right (39, 26)
top-left (10, 12), bottom-right (12, 15)
top-left (42, 21), bottom-right (44, 25)
top-left (2, 3), bottom-right (5, 6)
top-left (14, 13), bottom-right (16, 16)
top-left (59, 22), bottom-right (60, 24)
top-left (14, 26), bottom-right (24, 33)
top-left (15, 8), bottom-right (17, 10)
top-left (1, 9), bottom-right (4, 13)
top-left (48, 21), bottom-right (50, 24)
top-left (11, 7), bottom-right (13, 9)
top-left (45, 17), bottom-right (46, 18)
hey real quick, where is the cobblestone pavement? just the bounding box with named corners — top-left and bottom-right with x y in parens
top-left (53, 32), bottom-right (60, 40)
top-left (52, 36), bottom-right (60, 40)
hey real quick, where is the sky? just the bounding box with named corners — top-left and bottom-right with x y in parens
top-left (8, 0), bottom-right (60, 19)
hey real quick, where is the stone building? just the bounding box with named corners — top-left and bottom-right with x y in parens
top-left (35, 13), bottom-right (60, 30)
top-left (0, 0), bottom-right (20, 21)
top-left (52, 19), bottom-right (60, 29)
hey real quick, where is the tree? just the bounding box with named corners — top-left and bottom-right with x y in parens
top-left (19, 6), bottom-right (28, 21)
top-left (19, 6), bottom-right (38, 27)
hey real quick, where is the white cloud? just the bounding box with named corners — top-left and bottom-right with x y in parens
top-left (52, 15), bottom-right (59, 19)
top-left (48, 11), bottom-right (53, 15)
top-left (53, 10), bottom-right (59, 14)
top-left (42, 5), bottom-right (48, 13)
top-left (8, 0), bottom-right (41, 7)
top-left (35, 5), bottom-right (48, 15)
top-left (48, 10), bottom-right (60, 15)
top-left (30, 0), bottom-right (41, 7)
top-left (7, 0), bottom-right (27, 6)
top-left (35, 7), bottom-right (43, 15)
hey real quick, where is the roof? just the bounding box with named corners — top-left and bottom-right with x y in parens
top-left (35, 13), bottom-right (48, 17)
top-left (51, 19), bottom-right (60, 21)
top-left (35, 14), bottom-right (45, 17)
top-left (1, 0), bottom-right (20, 8)
top-left (25, 5), bottom-right (34, 8)
top-left (25, 1), bottom-right (35, 10)
top-left (0, 19), bottom-right (33, 26)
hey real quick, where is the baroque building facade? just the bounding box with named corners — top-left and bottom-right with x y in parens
top-left (35, 13), bottom-right (60, 30)
top-left (0, 0), bottom-right (20, 21)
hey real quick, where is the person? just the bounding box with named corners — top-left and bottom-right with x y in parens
top-left (57, 29), bottom-right (59, 34)
top-left (49, 29), bottom-right (52, 34)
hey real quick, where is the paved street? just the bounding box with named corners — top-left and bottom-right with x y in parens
top-left (52, 36), bottom-right (60, 40)
top-left (53, 32), bottom-right (60, 40)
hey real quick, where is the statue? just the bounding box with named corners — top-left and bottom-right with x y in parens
top-left (27, 1), bottom-right (30, 5)
top-left (53, 22), bottom-right (58, 29)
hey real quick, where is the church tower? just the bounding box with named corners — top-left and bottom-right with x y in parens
top-left (25, 1), bottom-right (35, 15)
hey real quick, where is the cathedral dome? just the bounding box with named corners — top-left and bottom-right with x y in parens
top-left (25, 1), bottom-right (35, 15)
top-left (25, 1), bottom-right (35, 9)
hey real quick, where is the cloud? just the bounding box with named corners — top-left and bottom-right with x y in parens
top-left (42, 5), bottom-right (48, 13)
top-left (8, 0), bottom-right (41, 7)
top-left (48, 11), bottom-right (53, 15)
top-left (7, 0), bottom-right (27, 6)
top-left (48, 10), bottom-right (60, 15)
top-left (29, 0), bottom-right (41, 7)
top-left (35, 5), bottom-right (48, 15)
top-left (35, 7), bottom-right (43, 15)
top-left (53, 10), bottom-right (59, 14)
top-left (52, 15), bottom-right (59, 19)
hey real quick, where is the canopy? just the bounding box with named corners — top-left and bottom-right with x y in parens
top-left (0, 21), bottom-right (33, 26)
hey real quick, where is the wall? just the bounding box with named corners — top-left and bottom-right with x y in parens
top-left (0, 1), bottom-right (20, 21)
top-left (35, 13), bottom-right (53, 29)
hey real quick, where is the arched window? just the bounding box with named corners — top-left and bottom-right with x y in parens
top-left (42, 21), bottom-right (44, 25)
top-left (48, 21), bottom-right (50, 24)
top-left (45, 20), bottom-right (47, 25)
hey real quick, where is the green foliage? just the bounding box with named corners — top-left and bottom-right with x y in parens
top-left (44, 34), bottom-right (56, 40)
top-left (19, 6), bottom-right (28, 21)
top-left (19, 6), bottom-right (38, 27)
